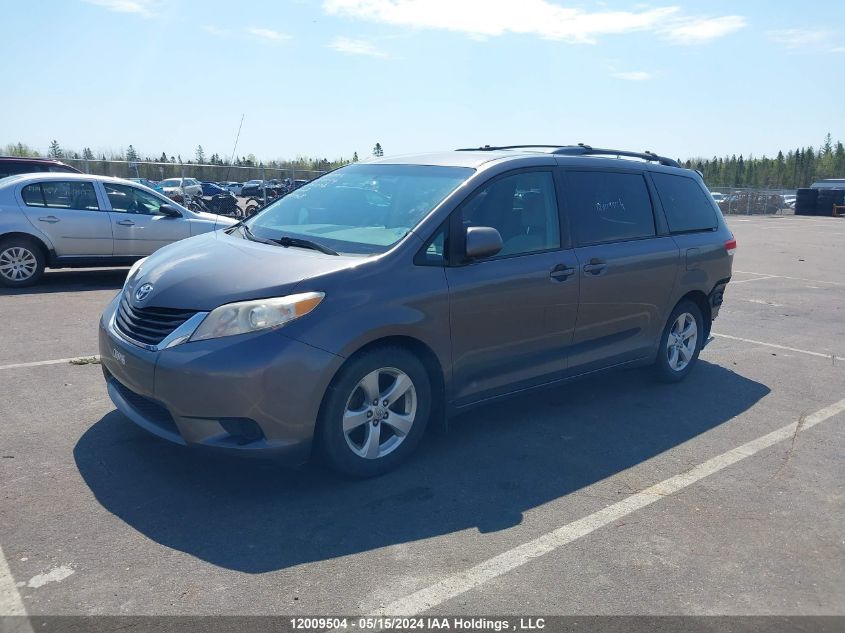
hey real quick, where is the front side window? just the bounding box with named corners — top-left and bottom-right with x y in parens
top-left (246, 164), bottom-right (473, 255)
top-left (26, 181), bottom-right (99, 210)
top-left (651, 172), bottom-right (718, 233)
top-left (104, 183), bottom-right (166, 215)
top-left (462, 171), bottom-right (561, 257)
top-left (565, 171), bottom-right (655, 245)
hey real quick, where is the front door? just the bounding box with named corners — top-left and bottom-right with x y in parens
top-left (18, 180), bottom-right (113, 256)
top-left (563, 169), bottom-right (679, 372)
top-left (103, 182), bottom-right (190, 256)
top-left (445, 170), bottom-right (580, 405)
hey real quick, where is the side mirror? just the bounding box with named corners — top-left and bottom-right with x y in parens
top-left (465, 226), bottom-right (503, 260)
top-left (159, 203), bottom-right (182, 217)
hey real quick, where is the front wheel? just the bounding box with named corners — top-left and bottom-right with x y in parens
top-left (318, 347), bottom-right (432, 477)
top-left (653, 300), bottom-right (704, 383)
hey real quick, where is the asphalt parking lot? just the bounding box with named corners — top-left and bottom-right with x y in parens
top-left (1, 215), bottom-right (844, 618)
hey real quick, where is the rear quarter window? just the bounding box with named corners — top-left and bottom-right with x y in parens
top-left (652, 173), bottom-right (718, 233)
top-left (565, 170), bottom-right (655, 245)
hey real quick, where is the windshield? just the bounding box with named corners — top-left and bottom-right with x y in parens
top-left (159, 179), bottom-right (180, 187)
top-left (245, 164), bottom-right (473, 255)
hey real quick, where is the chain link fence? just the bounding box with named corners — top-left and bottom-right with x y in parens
top-left (61, 158), bottom-right (329, 185)
top-left (708, 186), bottom-right (796, 215)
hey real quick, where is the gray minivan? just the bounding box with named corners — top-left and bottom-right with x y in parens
top-left (99, 145), bottom-right (735, 477)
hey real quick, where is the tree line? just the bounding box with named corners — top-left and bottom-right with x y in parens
top-left (5, 137), bottom-right (844, 189)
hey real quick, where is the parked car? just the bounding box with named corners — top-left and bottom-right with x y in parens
top-left (292, 179), bottom-right (309, 189)
top-left (201, 181), bottom-right (235, 197)
top-left (710, 192), bottom-right (726, 203)
top-left (240, 179), bottom-right (269, 197)
top-left (99, 145), bottom-right (734, 477)
top-left (129, 177), bottom-right (164, 193)
top-left (0, 173), bottom-right (236, 286)
top-left (223, 182), bottom-right (244, 196)
top-left (0, 156), bottom-right (80, 179)
top-left (158, 177), bottom-right (202, 199)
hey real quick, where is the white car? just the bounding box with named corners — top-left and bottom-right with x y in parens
top-left (0, 173), bottom-right (236, 287)
top-left (710, 192), bottom-right (727, 203)
top-left (222, 181), bottom-right (244, 196)
top-left (158, 177), bottom-right (203, 199)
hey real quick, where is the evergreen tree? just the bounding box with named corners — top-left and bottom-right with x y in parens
top-left (352, 151), bottom-right (359, 162)
top-left (48, 140), bottom-right (63, 159)
top-left (126, 145), bottom-right (139, 162)
top-left (159, 152), bottom-right (168, 163)
top-left (82, 147), bottom-right (95, 160)
top-left (196, 145), bottom-right (205, 164)
top-left (372, 142), bottom-right (383, 157)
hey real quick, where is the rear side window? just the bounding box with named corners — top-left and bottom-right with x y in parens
top-left (566, 171), bottom-right (655, 245)
top-left (21, 182), bottom-right (99, 210)
top-left (652, 173), bottom-right (718, 233)
top-left (41, 182), bottom-right (100, 210)
top-left (21, 184), bottom-right (46, 206)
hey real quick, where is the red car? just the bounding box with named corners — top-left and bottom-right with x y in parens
top-left (0, 157), bottom-right (81, 179)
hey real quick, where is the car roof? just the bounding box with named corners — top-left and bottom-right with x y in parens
top-left (364, 149), bottom-right (694, 175)
top-left (0, 156), bottom-right (70, 165)
top-left (0, 172), bottom-right (167, 187)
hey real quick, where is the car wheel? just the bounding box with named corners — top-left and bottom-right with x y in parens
top-left (318, 347), bottom-right (432, 477)
top-left (653, 300), bottom-right (703, 383)
top-left (0, 237), bottom-right (45, 288)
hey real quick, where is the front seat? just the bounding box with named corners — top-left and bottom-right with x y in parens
top-left (501, 192), bottom-right (548, 255)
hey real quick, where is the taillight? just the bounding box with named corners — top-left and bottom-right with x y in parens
top-left (725, 237), bottom-right (737, 256)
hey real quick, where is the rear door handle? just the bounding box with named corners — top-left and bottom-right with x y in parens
top-left (117, 220), bottom-right (136, 226)
top-left (549, 264), bottom-right (576, 281)
top-left (583, 260), bottom-right (608, 275)
top-left (38, 216), bottom-right (60, 223)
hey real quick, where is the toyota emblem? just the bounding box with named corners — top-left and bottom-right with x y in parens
top-left (134, 283), bottom-right (153, 302)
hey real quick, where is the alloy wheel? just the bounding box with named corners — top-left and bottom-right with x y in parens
top-left (667, 312), bottom-right (698, 372)
top-left (0, 246), bottom-right (38, 282)
top-left (343, 367), bottom-right (417, 459)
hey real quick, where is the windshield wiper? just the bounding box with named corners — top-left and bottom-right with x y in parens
top-left (272, 236), bottom-right (339, 256)
top-left (237, 223), bottom-right (276, 245)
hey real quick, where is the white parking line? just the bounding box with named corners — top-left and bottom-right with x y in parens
top-left (712, 333), bottom-right (845, 362)
top-left (0, 356), bottom-right (99, 371)
top-left (372, 397), bottom-right (845, 616)
top-left (733, 270), bottom-right (845, 287)
top-left (730, 276), bottom-right (776, 284)
top-left (0, 544), bottom-right (28, 618)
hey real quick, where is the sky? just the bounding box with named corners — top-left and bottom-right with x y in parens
top-left (1, 0), bottom-right (843, 163)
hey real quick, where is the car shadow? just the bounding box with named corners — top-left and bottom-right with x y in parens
top-left (3, 268), bottom-right (127, 295)
top-left (74, 361), bottom-right (769, 573)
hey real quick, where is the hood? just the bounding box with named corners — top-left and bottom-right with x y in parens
top-left (126, 230), bottom-right (362, 311)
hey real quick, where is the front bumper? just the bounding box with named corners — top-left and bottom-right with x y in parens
top-left (99, 294), bottom-right (343, 462)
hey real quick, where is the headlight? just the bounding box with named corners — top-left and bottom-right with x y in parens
top-left (190, 292), bottom-right (324, 342)
top-left (123, 257), bottom-right (147, 289)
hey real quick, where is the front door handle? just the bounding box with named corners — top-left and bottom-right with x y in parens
top-left (117, 220), bottom-right (136, 226)
top-left (583, 259), bottom-right (608, 275)
top-left (38, 216), bottom-right (60, 223)
top-left (549, 264), bottom-right (576, 281)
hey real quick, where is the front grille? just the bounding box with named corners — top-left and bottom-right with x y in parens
top-left (114, 294), bottom-right (197, 347)
top-left (111, 379), bottom-right (179, 434)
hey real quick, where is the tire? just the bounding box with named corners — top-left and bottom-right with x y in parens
top-left (653, 300), bottom-right (704, 383)
top-left (318, 347), bottom-right (432, 477)
top-left (0, 236), bottom-right (45, 288)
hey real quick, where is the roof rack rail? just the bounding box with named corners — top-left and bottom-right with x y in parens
top-left (455, 143), bottom-right (681, 168)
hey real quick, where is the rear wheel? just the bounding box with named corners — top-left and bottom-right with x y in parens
top-left (0, 237), bottom-right (45, 287)
top-left (318, 347), bottom-right (432, 477)
top-left (653, 300), bottom-right (703, 383)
